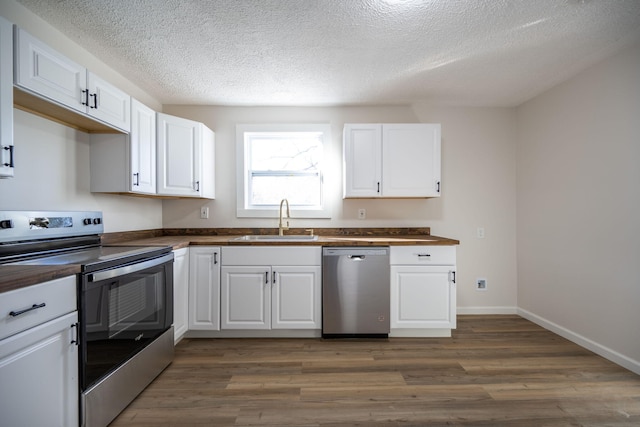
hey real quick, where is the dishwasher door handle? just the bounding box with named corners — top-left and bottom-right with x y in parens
top-left (348, 255), bottom-right (365, 260)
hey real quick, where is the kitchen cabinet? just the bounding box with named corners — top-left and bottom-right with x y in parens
top-left (157, 112), bottom-right (215, 199)
top-left (14, 26), bottom-right (131, 132)
top-left (343, 123), bottom-right (441, 198)
top-left (90, 98), bottom-right (157, 195)
top-left (0, 16), bottom-right (13, 178)
top-left (221, 247), bottom-right (321, 330)
top-left (390, 246), bottom-right (456, 331)
top-left (188, 246), bottom-right (221, 330)
top-left (0, 276), bottom-right (79, 427)
top-left (173, 247), bottom-right (189, 342)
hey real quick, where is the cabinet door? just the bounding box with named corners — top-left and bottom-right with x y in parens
top-left (382, 124), bottom-right (441, 197)
top-left (157, 113), bottom-right (202, 197)
top-left (221, 266), bottom-right (270, 329)
top-left (0, 311), bottom-right (79, 427)
top-left (0, 17), bottom-right (13, 178)
top-left (189, 247), bottom-right (220, 330)
top-left (14, 27), bottom-right (86, 113)
top-left (272, 266), bottom-right (321, 329)
top-left (390, 265), bottom-right (456, 329)
top-left (173, 248), bottom-right (189, 342)
top-left (343, 124), bottom-right (382, 197)
top-left (130, 99), bottom-right (156, 194)
top-left (87, 72), bottom-right (131, 132)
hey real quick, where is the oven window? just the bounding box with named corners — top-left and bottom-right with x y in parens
top-left (108, 273), bottom-right (163, 338)
top-left (81, 262), bottom-right (173, 389)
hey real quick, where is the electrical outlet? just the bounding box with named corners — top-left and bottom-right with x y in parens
top-left (476, 278), bottom-right (487, 291)
top-left (200, 206), bottom-right (209, 219)
top-left (358, 208), bottom-right (366, 219)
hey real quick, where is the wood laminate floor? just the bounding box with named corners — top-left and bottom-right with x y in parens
top-left (110, 315), bottom-right (640, 426)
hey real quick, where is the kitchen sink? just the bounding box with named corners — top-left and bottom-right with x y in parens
top-left (232, 235), bottom-right (319, 242)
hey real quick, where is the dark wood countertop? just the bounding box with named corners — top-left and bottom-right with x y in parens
top-left (0, 228), bottom-right (459, 294)
top-left (0, 265), bottom-right (81, 294)
top-left (112, 233), bottom-right (459, 250)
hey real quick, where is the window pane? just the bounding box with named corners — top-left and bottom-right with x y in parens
top-left (249, 133), bottom-right (322, 171)
top-left (251, 175), bottom-right (321, 206)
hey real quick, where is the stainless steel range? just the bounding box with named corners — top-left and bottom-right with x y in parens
top-left (0, 210), bottom-right (174, 427)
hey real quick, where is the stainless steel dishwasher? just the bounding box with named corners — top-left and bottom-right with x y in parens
top-left (322, 247), bottom-right (390, 338)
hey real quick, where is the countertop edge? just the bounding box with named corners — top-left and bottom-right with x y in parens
top-left (1, 233), bottom-right (459, 293)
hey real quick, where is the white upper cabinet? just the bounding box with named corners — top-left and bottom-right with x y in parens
top-left (14, 27), bottom-right (130, 132)
top-left (343, 123), bottom-right (441, 198)
top-left (85, 72), bottom-right (131, 132)
top-left (157, 112), bottom-right (215, 199)
top-left (129, 99), bottom-right (156, 194)
top-left (90, 99), bottom-right (156, 194)
top-left (343, 124), bottom-right (382, 197)
top-left (0, 16), bottom-right (14, 178)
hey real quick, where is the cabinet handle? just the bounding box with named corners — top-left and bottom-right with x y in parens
top-left (437, 181), bottom-right (441, 193)
top-left (133, 172), bottom-right (140, 186)
top-left (195, 181), bottom-right (200, 192)
top-left (265, 271), bottom-right (269, 284)
top-left (2, 145), bottom-right (14, 168)
top-left (81, 89), bottom-right (89, 106)
top-left (450, 271), bottom-right (456, 284)
top-left (417, 253), bottom-right (431, 258)
top-left (9, 302), bottom-right (46, 317)
top-left (70, 322), bottom-right (79, 345)
top-left (377, 182), bottom-right (380, 193)
top-left (90, 93), bottom-right (98, 109)
top-left (213, 252), bottom-right (218, 265)
top-left (273, 271), bottom-right (277, 284)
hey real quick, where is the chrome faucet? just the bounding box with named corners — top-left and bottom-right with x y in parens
top-left (278, 198), bottom-right (290, 236)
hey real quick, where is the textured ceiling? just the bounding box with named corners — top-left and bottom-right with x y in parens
top-left (14, 0), bottom-right (640, 107)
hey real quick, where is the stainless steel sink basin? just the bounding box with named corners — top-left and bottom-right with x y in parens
top-left (232, 235), bottom-right (318, 242)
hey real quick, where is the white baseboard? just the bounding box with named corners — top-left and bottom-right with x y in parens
top-left (457, 306), bottom-right (518, 315)
top-left (517, 308), bottom-right (640, 376)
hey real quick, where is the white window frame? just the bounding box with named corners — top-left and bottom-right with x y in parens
top-left (236, 123), bottom-right (332, 218)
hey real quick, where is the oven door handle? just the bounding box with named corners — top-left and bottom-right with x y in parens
top-left (87, 253), bottom-right (174, 282)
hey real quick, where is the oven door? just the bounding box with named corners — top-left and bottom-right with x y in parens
top-left (80, 253), bottom-right (173, 390)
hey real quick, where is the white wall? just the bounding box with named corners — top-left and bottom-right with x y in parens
top-left (162, 104), bottom-right (518, 313)
top-left (0, 110), bottom-right (163, 232)
top-left (516, 44), bottom-right (640, 373)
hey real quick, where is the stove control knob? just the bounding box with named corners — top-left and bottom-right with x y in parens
top-left (93, 218), bottom-right (102, 225)
top-left (83, 218), bottom-right (92, 225)
top-left (0, 219), bottom-right (14, 229)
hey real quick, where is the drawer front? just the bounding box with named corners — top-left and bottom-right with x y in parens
top-left (0, 276), bottom-right (77, 341)
top-left (222, 246), bottom-right (321, 266)
top-left (390, 246), bottom-right (456, 265)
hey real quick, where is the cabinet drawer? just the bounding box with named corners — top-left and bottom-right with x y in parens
top-left (390, 246), bottom-right (456, 265)
top-left (222, 246), bottom-right (321, 266)
top-left (0, 276), bottom-right (77, 340)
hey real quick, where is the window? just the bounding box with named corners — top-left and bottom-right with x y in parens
top-left (236, 124), bottom-right (331, 218)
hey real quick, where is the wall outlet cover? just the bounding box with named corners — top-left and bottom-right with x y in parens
top-left (476, 278), bottom-right (487, 290)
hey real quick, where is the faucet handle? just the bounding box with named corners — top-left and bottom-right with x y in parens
top-left (305, 228), bottom-right (314, 237)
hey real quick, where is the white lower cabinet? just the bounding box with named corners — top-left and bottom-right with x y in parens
top-left (221, 247), bottom-right (321, 330)
top-left (390, 246), bottom-right (456, 332)
top-left (0, 276), bottom-right (78, 427)
top-left (188, 246), bottom-right (221, 330)
top-left (173, 247), bottom-right (189, 342)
